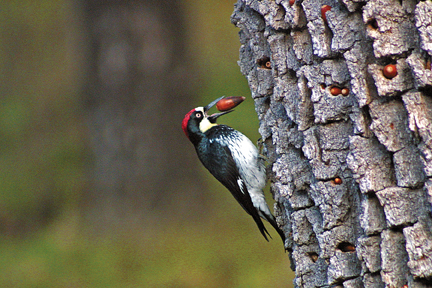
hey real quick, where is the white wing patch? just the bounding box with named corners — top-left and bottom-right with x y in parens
top-left (237, 178), bottom-right (246, 194)
top-left (215, 130), bottom-right (267, 202)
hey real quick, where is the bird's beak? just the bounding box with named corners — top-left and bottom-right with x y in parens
top-left (204, 96), bottom-right (235, 123)
top-left (204, 96), bottom-right (225, 113)
top-left (207, 110), bottom-right (234, 123)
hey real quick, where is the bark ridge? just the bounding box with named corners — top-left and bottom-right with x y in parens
top-left (231, 0), bottom-right (432, 287)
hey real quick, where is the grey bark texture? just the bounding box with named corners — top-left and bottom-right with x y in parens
top-left (231, 0), bottom-right (432, 287)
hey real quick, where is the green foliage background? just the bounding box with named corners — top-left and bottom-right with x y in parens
top-left (0, 0), bottom-right (293, 287)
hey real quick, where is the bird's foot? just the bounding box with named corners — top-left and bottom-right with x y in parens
top-left (257, 138), bottom-right (269, 162)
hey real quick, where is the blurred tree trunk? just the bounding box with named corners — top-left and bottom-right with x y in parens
top-left (83, 0), bottom-right (204, 228)
top-left (232, 0), bottom-right (432, 287)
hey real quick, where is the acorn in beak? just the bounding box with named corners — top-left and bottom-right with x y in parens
top-left (204, 96), bottom-right (245, 123)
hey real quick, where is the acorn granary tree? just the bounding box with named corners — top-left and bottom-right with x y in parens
top-left (231, 0), bottom-right (432, 287)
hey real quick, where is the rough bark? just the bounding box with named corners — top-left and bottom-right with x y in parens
top-left (231, 0), bottom-right (432, 287)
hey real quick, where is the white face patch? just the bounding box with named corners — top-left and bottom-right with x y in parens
top-left (199, 118), bottom-right (217, 133)
top-left (195, 106), bottom-right (217, 133)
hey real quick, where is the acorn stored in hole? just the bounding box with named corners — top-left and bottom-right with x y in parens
top-left (341, 88), bottom-right (349, 96)
top-left (257, 56), bottom-right (271, 69)
top-left (383, 64), bottom-right (397, 79)
top-left (334, 177), bottom-right (342, 185)
top-left (289, 0), bottom-right (295, 6)
top-left (330, 86), bottom-right (341, 96)
top-left (216, 96), bottom-right (246, 112)
top-left (265, 61), bottom-right (272, 69)
top-left (321, 5), bottom-right (331, 23)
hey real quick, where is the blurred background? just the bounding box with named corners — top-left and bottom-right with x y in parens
top-left (0, 0), bottom-right (293, 287)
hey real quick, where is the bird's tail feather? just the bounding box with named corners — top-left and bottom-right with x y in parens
top-left (260, 211), bottom-right (286, 245)
top-left (251, 213), bottom-right (272, 241)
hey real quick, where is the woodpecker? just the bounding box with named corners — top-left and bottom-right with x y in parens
top-left (182, 96), bottom-right (285, 243)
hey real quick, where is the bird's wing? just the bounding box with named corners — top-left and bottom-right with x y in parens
top-left (201, 140), bottom-right (271, 241)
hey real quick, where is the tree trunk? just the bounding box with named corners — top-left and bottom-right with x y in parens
top-left (231, 0), bottom-right (432, 287)
top-left (83, 0), bottom-right (205, 228)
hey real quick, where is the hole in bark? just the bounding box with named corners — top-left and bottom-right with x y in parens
top-left (425, 58), bottom-right (431, 70)
top-left (367, 19), bottom-right (378, 29)
top-left (288, 69), bottom-right (297, 79)
top-left (337, 242), bottom-right (356, 252)
top-left (307, 87), bottom-right (312, 99)
top-left (307, 252), bottom-right (319, 262)
top-left (361, 105), bottom-right (372, 127)
top-left (263, 96), bottom-right (271, 108)
top-left (257, 56), bottom-right (271, 69)
top-left (415, 278), bottom-right (432, 286)
top-left (419, 85), bottom-right (432, 97)
top-left (390, 226), bottom-right (403, 233)
top-left (298, 148), bottom-right (307, 160)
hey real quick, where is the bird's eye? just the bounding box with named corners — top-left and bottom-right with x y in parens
top-left (196, 112), bottom-right (202, 118)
